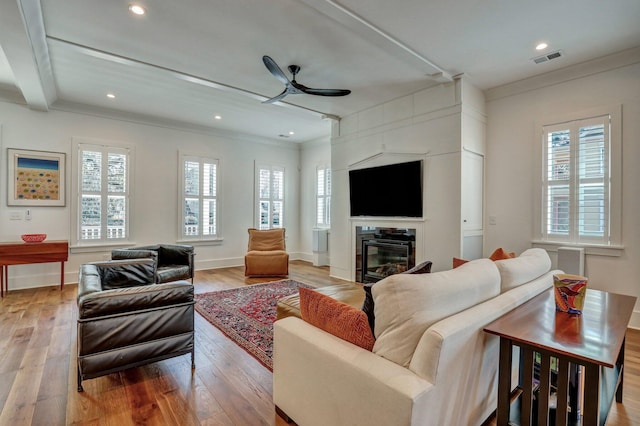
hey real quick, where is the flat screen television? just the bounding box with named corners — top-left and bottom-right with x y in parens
top-left (349, 160), bottom-right (423, 217)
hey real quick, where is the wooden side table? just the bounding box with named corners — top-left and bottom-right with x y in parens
top-left (0, 240), bottom-right (69, 297)
top-left (484, 288), bottom-right (636, 426)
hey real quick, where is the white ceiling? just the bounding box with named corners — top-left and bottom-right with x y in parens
top-left (0, 0), bottom-right (639, 143)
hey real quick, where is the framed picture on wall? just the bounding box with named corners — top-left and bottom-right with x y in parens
top-left (7, 148), bottom-right (66, 206)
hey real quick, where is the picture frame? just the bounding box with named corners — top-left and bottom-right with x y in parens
top-left (7, 148), bottom-right (66, 206)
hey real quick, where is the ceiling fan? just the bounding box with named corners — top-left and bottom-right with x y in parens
top-left (262, 55), bottom-right (351, 104)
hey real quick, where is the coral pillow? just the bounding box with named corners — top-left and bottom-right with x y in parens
top-left (489, 247), bottom-right (516, 261)
top-left (452, 257), bottom-right (469, 268)
top-left (453, 248), bottom-right (515, 268)
top-left (299, 287), bottom-right (376, 351)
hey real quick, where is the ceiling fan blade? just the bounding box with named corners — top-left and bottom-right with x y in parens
top-left (301, 87), bottom-right (351, 97)
top-left (262, 56), bottom-right (290, 85)
top-left (262, 88), bottom-right (289, 104)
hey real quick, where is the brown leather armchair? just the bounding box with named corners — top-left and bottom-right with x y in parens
top-left (111, 244), bottom-right (195, 283)
top-left (76, 258), bottom-right (195, 392)
top-left (244, 228), bottom-right (289, 277)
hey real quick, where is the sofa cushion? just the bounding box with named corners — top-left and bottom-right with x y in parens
top-left (495, 248), bottom-right (551, 292)
top-left (299, 287), bottom-right (375, 351)
top-left (372, 258), bottom-right (500, 367)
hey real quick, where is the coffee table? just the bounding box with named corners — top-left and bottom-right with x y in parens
top-left (484, 288), bottom-right (636, 426)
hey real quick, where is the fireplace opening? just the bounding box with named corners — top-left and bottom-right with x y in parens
top-left (356, 227), bottom-right (416, 283)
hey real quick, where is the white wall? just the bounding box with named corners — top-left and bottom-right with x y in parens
top-left (329, 77), bottom-right (486, 280)
top-left (299, 137), bottom-right (331, 263)
top-left (0, 101), bottom-right (302, 290)
top-left (485, 52), bottom-right (640, 327)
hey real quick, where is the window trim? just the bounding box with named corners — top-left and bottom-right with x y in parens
top-left (178, 151), bottom-right (222, 242)
top-left (533, 104), bottom-right (622, 254)
top-left (70, 138), bottom-right (134, 251)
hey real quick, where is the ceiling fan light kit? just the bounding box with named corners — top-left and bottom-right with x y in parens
top-left (262, 55), bottom-right (351, 104)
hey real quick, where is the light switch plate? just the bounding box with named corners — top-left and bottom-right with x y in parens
top-left (10, 212), bottom-right (22, 220)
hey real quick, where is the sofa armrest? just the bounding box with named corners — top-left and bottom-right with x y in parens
top-left (78, 280), bottom-right (194, 320)
top-left (273, 317), bottom-right (434, 426)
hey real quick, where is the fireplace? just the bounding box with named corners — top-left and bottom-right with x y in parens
top-left (356, 227), bottom-right (416, 283)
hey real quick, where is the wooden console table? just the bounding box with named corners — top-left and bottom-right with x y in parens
top-left (484, 288), bottom-right (636, 426)
top-left (0, 240), bottom-right (69, 297)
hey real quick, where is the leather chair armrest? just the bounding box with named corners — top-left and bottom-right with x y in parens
top-left (78, 280), bottom-right (194, 320)
top-left (111, 249), bottom-right (158, 262)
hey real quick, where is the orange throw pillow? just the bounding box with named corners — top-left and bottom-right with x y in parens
top-left (454, 248), bottom-right (516, 268)
top-left (453, 257), bottom-right (469, 268)
top-left (489, 247), bottom-right (516, 261)
top-left (299, 287), bottom-right (375, 351)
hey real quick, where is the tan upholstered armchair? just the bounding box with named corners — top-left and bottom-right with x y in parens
top-left (244, 228), bottom-right (289, 277)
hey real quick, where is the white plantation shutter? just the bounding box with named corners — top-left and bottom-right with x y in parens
top-left (542, 115), bottom-right (609, 244)
top-left (257, 164), bottom-right (284, 229)
top-left (78, 144), bottom-right (130, 243)
top-left (316, 166), bottom-right (331, 226)
top-left (181, 154), bottom-right (219, 239)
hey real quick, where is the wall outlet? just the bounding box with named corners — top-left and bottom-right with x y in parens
top-left (489, 216), bottom-right (497, 225)
top-left (10, 212), bottom-right (22, 220)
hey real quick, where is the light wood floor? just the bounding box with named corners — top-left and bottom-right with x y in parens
top-left (0, 260), bottom-right (638, 425)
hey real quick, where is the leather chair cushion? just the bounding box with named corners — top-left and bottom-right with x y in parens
top-left (245, 250), bottom-right (289, 276)
top-left (158, 245), bottom-right (193, 266)
top-left (94, 259), bottom-right (155, 290)
top-left (157, 265), bottom-right (191, 283)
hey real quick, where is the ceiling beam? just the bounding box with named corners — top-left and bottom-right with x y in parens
top-left (296, 0), bottom-right (453, 82)
top-left (0, 0), bottom-right (56, 110)
top-left (47, 36), bottom-right (341, 121)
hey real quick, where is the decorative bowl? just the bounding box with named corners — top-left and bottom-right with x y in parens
top-left (21, 233), bottom-right (47, 243)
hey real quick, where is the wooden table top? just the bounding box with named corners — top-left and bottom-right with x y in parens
top-left (0, 240), bottom-right (68, 261)
top-left (484, 288), bottom-right (636, 368)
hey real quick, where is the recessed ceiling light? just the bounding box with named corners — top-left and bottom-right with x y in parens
top-left (214, 115), bottom-right (222, 120)
top-left (128, 4), bottom-right (146, 15)
top-left (107, 93), bottom-right (116, 99)
top-left (536, 43), bottom-right (548, 51)
top-left (288, 131), bottom-right (295, 135)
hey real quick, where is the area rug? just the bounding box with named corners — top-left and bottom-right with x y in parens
top-left (194, 279), bottom-right (313, 371)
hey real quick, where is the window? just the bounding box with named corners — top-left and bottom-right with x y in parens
top-left (540, 113), bottom-right (615, 245)
top-left (73, 141), bottom-right (131, 245)
top-left (180, 154), bottom-right (219, 240)
top-left (256, 163), bottom-right (284, 230)
top-left (316, 166), bottom-right (331, 227)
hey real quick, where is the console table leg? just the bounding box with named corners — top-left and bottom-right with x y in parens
top-left (497, 338), bottom-right (513, 426)
top-left (60, 261), bottom-right (65, 291)
top-left (583, 363), bottom-right (600, 426)
top-left (616, 337), bottom-right (625, 403)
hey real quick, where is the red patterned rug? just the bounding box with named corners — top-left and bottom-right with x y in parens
top-left (194, 279), bottom-right (313, 371)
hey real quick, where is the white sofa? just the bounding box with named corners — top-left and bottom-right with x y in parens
top-left (273, 248), bottom-right (561, 426)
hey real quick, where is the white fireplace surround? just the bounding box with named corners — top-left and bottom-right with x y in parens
top-left (347, 151), bottom-right (427, 281)
top-left (350, 219), bottom-right (424, 281)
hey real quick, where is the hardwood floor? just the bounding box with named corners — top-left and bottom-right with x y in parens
top-left (0, 260), bottom-right (638, 425)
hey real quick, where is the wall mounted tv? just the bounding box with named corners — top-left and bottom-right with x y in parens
top-left (349, 160), bottom-right (423, 217)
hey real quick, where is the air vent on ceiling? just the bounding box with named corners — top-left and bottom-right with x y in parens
top-left (531, 50), bottom-right (563, 64)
